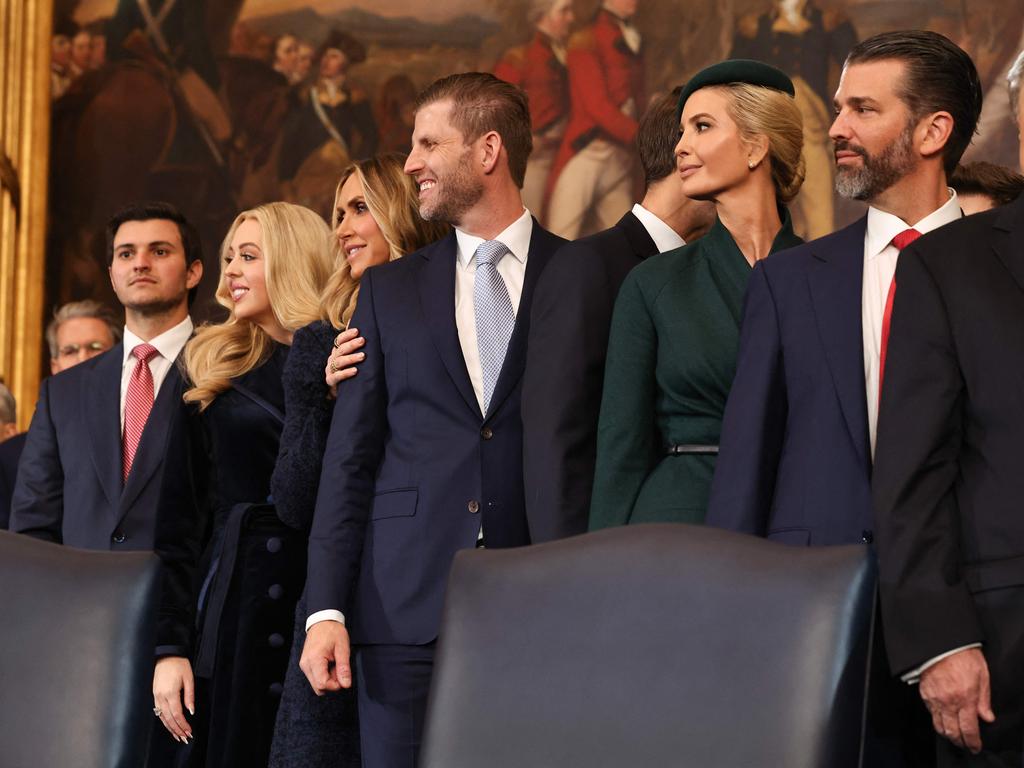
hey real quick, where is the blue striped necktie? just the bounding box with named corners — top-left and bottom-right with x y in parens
top-left (473, 240), bottom-right (515, 414)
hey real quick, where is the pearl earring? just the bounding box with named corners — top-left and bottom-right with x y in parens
top-left (748, 160), bottom-right (756, 169)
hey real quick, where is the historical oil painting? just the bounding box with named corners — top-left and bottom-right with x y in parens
top-left (48, 0), bottom-right (1024, 319)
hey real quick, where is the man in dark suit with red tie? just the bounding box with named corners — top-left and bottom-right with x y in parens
top-left (874, 179), bottom-right (1024, 767)
top-left (299, 73), bottom-right (565, 768)
top-left (546, 0), bottom-right (644, 238)
top-left (706, 31), bottom-right (982, 764)
top-left (11, 202), bottom-right (203, 551)
top-left (522, 88), bottom-right (713, 540)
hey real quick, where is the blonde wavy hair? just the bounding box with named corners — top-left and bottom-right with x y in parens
top-left (321, 153), bottom-right (450, 329)
top-left (718, 83), bottom-right (806, 203)
top-left (184, 202), bottom-right (334, 410)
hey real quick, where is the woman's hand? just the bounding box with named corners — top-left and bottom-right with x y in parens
top-left (325, 327), bottom-right (366, 395)
top-left (153, 656), bottom-right (195, 743)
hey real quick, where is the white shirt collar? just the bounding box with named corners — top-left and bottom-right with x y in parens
top-left (865, 189), bottom-right (962, 260)
top-left (632, 203), bottom-right (685, 253)
top-left (455, 208), bottom-right (533, 268)
top-left (122, 315), bottom-right (194, 366)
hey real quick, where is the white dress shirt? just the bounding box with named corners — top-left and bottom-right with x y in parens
top-left (631, 203), bottom-right (685, 253)
top-left (306, 210), bottom-right (534, 632)
top-left (454, 208), bottom-right (533, 415)
top-left (119, 316), bottom-right (193, 430)
top-left (863, 191), bottom-right (961, 456)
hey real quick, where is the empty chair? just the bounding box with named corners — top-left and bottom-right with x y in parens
top-left (422, 523), bottom-right (875, 768)
top-left (0, 530), bottom-right (160, 768)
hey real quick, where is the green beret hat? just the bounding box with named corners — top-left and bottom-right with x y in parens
top-left (676, 59), bottom-right (795, 119)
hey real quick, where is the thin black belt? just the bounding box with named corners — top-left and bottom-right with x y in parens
top-left (666, 444), bottom-right (719, 455)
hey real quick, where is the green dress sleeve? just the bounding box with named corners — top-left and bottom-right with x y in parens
top-left (588, 268), bottom-right (661, 530)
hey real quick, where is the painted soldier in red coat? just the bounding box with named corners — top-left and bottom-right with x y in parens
top-left (494, 0), bottom-right (575, 216)
top-left (546, 0), bottom-right (645, 238)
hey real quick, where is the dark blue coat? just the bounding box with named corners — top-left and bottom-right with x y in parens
top-left (706, 217), bottom-right (876, 546)
top-left (306, 224), bottom-right (564, 645)
top-left (11, 344), bottom-right (187, 550)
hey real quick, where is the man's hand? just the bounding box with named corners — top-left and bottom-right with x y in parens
top-left (153, 656), bottom-right (194, 743)
top-left (919, 648), bottom-right (995, 754)
top-left (325, 328), bottom-right (366, 393)
top-left (299, 621), bottom-right (352, 695)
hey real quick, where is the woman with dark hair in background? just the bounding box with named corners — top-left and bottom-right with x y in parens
top-left (268, 153), bottom-right (448, 767)
top-left (589, 60), bottom-right (805, 530)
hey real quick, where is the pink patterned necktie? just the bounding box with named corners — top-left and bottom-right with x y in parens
top-left (123, 343), bottom-right (159, 483)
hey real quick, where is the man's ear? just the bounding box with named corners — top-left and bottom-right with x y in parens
top-left (918, 110), bottom-right (954, 162)
top-left (185, 259), bottom-right (203, 291)
top-left (479, 130), bottom-right (503, 176)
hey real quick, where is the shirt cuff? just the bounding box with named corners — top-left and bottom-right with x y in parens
top-left (901, 643), bottom-right (982, 684)
top-left (305, 609), bottom-right (346, 632)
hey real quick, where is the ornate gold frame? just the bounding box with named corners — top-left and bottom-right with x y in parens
top-left (0, 0), bottom-right (51, 429)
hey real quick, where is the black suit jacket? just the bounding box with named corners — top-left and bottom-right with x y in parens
top-left (10, 345), bottom-right (188, 550)
top-left (521, 210), bottom-right (657, 541)
top-left (874, 195), bottom-right (1024, 696)
top-left (0, 432), bottom-right (26, 529)
top-left (307, 222), bottom-right (565, 645)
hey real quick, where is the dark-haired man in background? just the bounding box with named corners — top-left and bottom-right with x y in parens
top-left (12, 201), bottom-right (203, 551)
top-left (522, 87), bottom-right (714, 540)
top-left (707, 30), bottom-right (983, 765)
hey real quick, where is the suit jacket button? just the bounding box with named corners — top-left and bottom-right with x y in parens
top-left (267, 584), bottom-right (284, 600)
top-left (268, 633), bottom-right (285, 649)
top-left (861, 530), bottom-right (873, 544)
top-left (480, 427), bottom-right (493, 440)
top-left (111, 531), bottom-right (126, 544)
top-left (268, 682), bottom-right (283, 697)
top-left (468, 500), bottom-right (480, 514)
top-left (266, 537), bottom-right (282, 553)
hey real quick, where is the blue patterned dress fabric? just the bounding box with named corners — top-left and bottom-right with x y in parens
top-left (473, 239), bottom-right (516, 414)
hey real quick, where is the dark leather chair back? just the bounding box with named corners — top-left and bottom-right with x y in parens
top-left (422, 524), bottom-right (875, 768)
top-left (0, 530), bottom-right (160, 768)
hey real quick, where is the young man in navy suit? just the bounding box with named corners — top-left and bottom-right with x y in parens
top-left (11, 201), bottom-right (203, 551)
top-left (705, 31), bottom-right (982, 765)
top-left (298, 73), bottom-right (565, 767)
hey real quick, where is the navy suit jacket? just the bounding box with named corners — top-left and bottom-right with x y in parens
top-left (10, 344), bottom-right (187, 550)
top-left (522, 211), bottom-right (657, 541)
top-left (706, 217), bottom-right (875, 546)
top-left (306, 223), bottom-right (564, 645)
top-left (0, 432), bottom-right (27, 529)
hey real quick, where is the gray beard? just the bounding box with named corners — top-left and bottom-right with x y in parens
top-left (833, 125), bottom-right (916, 201)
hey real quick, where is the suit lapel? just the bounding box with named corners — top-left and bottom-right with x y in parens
top-left (992, 194), bottom-right (1024, 295)
top-left (84, 345), bottom-right (125, 514)
top-left (806, 218), bottom-right (870, 466)
top-left (416, 233), bottom-right (481, 418)
top-left (486, 223), bottom-right (559, 420)
top-left (119, 359), bottom-right (182, 515)
top-left (616, 211), bottom-right (658, 259)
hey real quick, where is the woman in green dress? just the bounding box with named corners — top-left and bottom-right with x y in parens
top-left (589, 60), bottom-right (806, 529)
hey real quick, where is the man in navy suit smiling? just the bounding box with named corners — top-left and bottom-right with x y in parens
top-left (299, 72), bottom-right (565, 768)
top-left (11, 201), bottom-right (203, 551)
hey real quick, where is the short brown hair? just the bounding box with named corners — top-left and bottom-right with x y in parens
top-left (845, 31), bottom-right (982, 175)
top-left (637, 87), bottom-right (683, 187)
top-left (415, 72), bottom-right (533, 188)
top-left (950, 161), bottom-right (1024, 208)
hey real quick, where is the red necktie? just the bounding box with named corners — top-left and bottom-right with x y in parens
top-left (878, 228), bottom-right (921, 400)
top-left (123, 343), bottom-right (159, 483)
